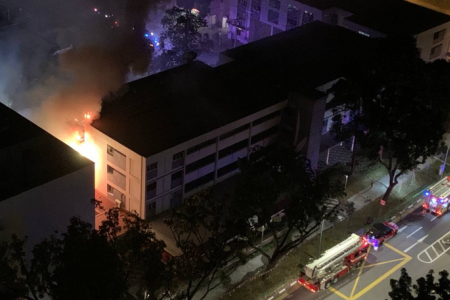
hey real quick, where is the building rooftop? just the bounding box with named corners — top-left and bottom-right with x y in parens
top-left (92, 22), bottom-right (373, 158)
top-left (299, 0), bottom-right (450, 35)
top-left (0, 103), bottom-right (94, 202)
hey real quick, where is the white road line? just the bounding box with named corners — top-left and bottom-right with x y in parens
top-left (418, 231), bottom-right (450, 263)
top-left (290, 281), bottom-right (297, 286)
top-left (407, 227), bottom-right (423, 238)
top-left (432, 246), bottom-right (439, 256)
top-left (279, 289), bottom-right (286, 294)
top-left (431, 216), bottom-right (438, 222)
top-left (398, 226), bottom-right (407, 233)
top-left (405, 241), bottom-right (420, 253)
top-left (405, 234), bottom-right (428, 253)
top-left (439, 240), bottom-right (446, 250)
top-left (417, 199), bottom-right (422, 203)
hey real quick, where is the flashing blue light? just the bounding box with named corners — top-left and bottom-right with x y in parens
top-left (151, 32), bottom-right (154, 36)
top-left (144, 33), bottom-right (149, 37)
top-left (424, 191), bottom-right (430, 196)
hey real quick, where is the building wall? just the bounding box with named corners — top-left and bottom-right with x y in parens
top-left (416, 21), bottom-right (450, 62)
top-left (0, 164), bottom-right (94, 254)
top-left (227, 0), bottom-right (322, 44)
top-left (143, 101), bottom-right (287, 217)
top-left (87, 126), bottom-right (146, 217)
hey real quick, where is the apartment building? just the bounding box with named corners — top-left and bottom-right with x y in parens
top-left (0, 103), bottom-right (95, 253)
top-left (227, 0), bottom-right (450, 61)
top-left (89, 22), bottom-right (373, 218)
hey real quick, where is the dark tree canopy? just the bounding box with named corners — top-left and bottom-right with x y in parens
top-left (329, 35), bottom-right (450, 202)
top-left (152, 6), bottom-right (212, 72)
top-left (232, 146), bottom-right (345, 268)
top-left (1, 209), bottom-right (167, 300)
top-left (164, 189), bottom-right (245, 300)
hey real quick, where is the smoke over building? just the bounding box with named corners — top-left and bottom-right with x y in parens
top-left (0, 0), bottom-right (158, 143)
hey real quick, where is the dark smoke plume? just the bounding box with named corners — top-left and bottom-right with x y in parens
top-left (0, 0), bottom-right (159, 141)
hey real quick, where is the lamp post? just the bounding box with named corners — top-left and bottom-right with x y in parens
top-left (317, 219), bottom-right (325, 257)
top-left (344, 175), bottom-right (349, 189)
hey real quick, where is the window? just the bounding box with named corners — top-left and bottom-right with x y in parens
top-left (186, 154), bottom-right (216, 173)
top-left (219, 139), bottom-right (249, 158)
top-left (107, 165), bottom-right (114, 174)
top-left (107, 184), bottom-right (113, 194)
top-left (268, 10), bottom-right (279, 24)
top-left (184, 172), bottom-right (214, 192)
top-left (238, 0), bottom-right (247, 7)
top-left (172, 151), bottom-right (185, 169)
top-left (251, 0), bottom-right (261, 19)
top-left (287, 5), bottom-right (300, 30)
top-left (269, 0), bottom-right (280, 10)
top-left (237, 11), bottom-right (247, 27)
top-left (253, 110), bottom-right (281, 126)
top-left (433, 29), bottom-right (446, 43)
top-left (218, 161), bottom-right (239, 177)
top-left (302, 11), bottom-right (314, 25)
top-left (220, 124), bottom-right (250, 140)
top-left (251, 125), bottom-right (279, 144)
top-left (173, 151), bottom-right (184, 161)
top-left (171, 171), bottom-right (183, 189)
top-left (187, 139), bottom-right (216, 154)
top-left (146, 182), bottom-right (157, 199)
top-left (107, 145), bottom-right (126, 170)
top-left (107, 145), bottom-right (114, 155)
top-left (146, 162), bottom-right (158, 180)
top-left (430, 44), bottom-right (443, 60)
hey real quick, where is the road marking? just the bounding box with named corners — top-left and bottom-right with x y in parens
top-left (398, 226), bottom-right (407, 233)
top-left (404, 235), bottom-right (428, 253)
top-left (350, 245), bottom-right (370, 298)
top-left (418, 231), bottom-right (450, 263)
top-left (407, 227), bottom-right (423, 238)
top-left (417, 199), bottom-right (422, 203)
top-left (329, 287), bottom-right (350, 300)
top-left (273, 284), bottom-right (299, 300)
top-left (351, 243), bottom-right (411, 300)
top-left (290, 281), bottom-right (296, 286)
top-left (363, 258), bottom-right (405, 268)
top-left (431, 246), bottom-right (439, 256)
top-left (431, 216), bottom-right (438, 222)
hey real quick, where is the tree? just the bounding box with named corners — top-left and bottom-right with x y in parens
top-left (164, 189), bottom-right (245, 300)
top-left (0, 241), bottom-right (27, 300)
top-left (2, 209), bottom-right (168, 300)
top-left (153, 6), bottom-right (213, 71)
top-left (387, 268), bottom-right (450, 300)
top-left (232, 146), bottom-right (346, 269)
top-left (329, 35), bottom-right (450, 203)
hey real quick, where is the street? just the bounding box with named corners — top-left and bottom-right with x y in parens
top-left (274, 207), bottom-right (450, 300)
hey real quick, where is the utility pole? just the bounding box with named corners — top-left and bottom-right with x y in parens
top-left (440, 145), bottom-right (450, 178)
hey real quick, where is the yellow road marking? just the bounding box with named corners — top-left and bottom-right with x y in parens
top-left (363, 257), bottom-right (406, 268)
top-left (385, 242), bottom-right (412, 260)
top-left (329, 287), bottom-right (350, 300)
top-left (351, 243), bottom-right (411, 300)
top-left (350, 245), bottom-right (370, 298)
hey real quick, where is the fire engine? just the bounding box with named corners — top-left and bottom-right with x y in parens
top-left (423, 176), bottom-right (450, 216)
top-left (298, 234), bottom-right (369, 292)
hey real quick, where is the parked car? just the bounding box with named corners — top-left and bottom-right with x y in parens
top-left (363, 222), bottom-right (398, 249)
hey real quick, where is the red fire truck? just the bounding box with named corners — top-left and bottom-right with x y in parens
top-left (423, 176), bottom-right (450, 216)
top-left (298, 234), bottom-right (368, 292)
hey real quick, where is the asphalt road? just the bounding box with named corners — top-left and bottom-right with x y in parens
top-left (275, 207), bottom-right (450, 300)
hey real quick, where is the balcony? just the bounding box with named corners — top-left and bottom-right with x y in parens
top-left (227, 19), bottom-right (247, 30)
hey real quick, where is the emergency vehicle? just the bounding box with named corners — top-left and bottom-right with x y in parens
top-left (298, 234), bottom-right (369, 292)
top-left (423, 176), bottom-right (450, 216)
top-left (364, 222), bottom-right (398, 250)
